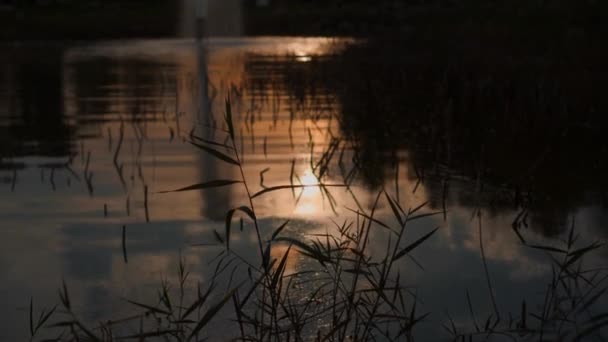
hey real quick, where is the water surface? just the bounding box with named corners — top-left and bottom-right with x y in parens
top-left (0, 37), bottom-right (606, 341)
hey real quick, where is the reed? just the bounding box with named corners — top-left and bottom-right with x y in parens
top-left (27, 95), bottom-right (607, 341)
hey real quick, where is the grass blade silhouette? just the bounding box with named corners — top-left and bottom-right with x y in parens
top-left (189, 286), bottom-right (240, 340)
top-left (225, 206), bottom-right (256, 251)
top-left (158, 180), bottom-right (242, 193)
top-left (394, 227), bottom-right (439, 261)
top-left (190, 141), bottom-right (239, 166)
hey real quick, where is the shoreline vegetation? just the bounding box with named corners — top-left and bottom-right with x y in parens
top-left (26, 97), bottom-right (608, 341)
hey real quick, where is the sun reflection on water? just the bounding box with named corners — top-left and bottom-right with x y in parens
top-left (293, 169), bottom-right (324, 216)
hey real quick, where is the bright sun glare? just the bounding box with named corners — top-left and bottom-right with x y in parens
top-left (294, 170), bottom-right (322, 215)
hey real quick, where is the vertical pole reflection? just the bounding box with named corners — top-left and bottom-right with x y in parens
top-left (196, 1), bottom-right (244, 220)
top-left (197, 40), bottom-right (233, 220)
top-left (195, 0), bottom-right (207, 39)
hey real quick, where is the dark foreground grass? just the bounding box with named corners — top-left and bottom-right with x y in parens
top-left (26, 96), bottom-right (608, 341)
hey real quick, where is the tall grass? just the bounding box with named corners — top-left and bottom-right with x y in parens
top-left (447, 219), bottom-right (608, 341)
top-left (27, 96), bottom-right (607, 341)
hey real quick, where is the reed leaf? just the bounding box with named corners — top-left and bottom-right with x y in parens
top-left (158, 180), bottom-right (242, 193)
top-left (225, 98), bottom-right (235, 141)
top-left (384, 191), bottom-right (404, 227)
top-left (225, 206), bottom-right (256, 251)
top-left (394, 227), bottom-right (439, 261)
top-left (271, 220), bottom-right (290, 241)
top-left (125, 300), bottom-right (171, 315)
top-left (527, 244), bottom-right (568, 254)
top-left (190, 141), bottom-right (239, 166)
top-left (188, 286), bottom-right (241, 340)
top-left (191, 134), bottom-right (234, 150)
top-left (251, 184), bottom-right (346, 199)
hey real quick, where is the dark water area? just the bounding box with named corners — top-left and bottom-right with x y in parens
top-left (0, 38), bottom-right (607, 341)
top-left (330, 40), bottom-right (608, 238)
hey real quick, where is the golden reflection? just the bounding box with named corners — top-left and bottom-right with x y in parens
top-left (285, 38), bottom-right (334, 56)
top-left (296, 55), bottom-right (312, 63)
top-left (300, 170), bottom-right (320, 195)
top-left (294, 169), bottom-right (325, 216)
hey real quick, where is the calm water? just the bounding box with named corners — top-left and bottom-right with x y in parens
top-left (0, 38), bottom-right (607, 341)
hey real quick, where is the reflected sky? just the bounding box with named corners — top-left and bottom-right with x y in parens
top-left (0, 38), bottom-right (606, 341)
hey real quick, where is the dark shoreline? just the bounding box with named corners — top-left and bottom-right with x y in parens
top-left (1, 1), bottom-right (606, 41)
top-left (0, 2), bottom-right (178, 41)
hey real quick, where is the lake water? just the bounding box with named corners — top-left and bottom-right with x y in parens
top-left (0, 37), bottom-right (607, 341)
